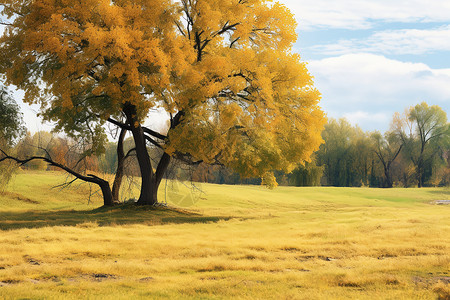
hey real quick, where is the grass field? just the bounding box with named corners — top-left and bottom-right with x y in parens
top-left (0, 170), bottom-right (449, 299)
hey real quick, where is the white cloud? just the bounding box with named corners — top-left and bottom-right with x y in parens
top-left (310, 25), bottom-right (450, 55)
top-left (342, 111), bottom-right (390, 132)
top-left (278, 0), bottom-right (450, 30)
top-left (308, 53), bottom-right (450, 131)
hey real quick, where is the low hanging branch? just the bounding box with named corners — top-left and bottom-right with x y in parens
top-left (0, 149), bottom-right (114, 206)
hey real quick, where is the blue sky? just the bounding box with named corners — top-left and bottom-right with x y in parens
top-left (2, 0), bottom-right (450, 133)
top-left (280, 0), bottom-right (450, 132)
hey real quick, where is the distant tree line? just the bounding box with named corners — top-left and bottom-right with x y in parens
top-left (308, 102), bottom-right (449, 187)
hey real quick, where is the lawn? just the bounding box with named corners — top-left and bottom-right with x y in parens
top-left (0, 170), bottom-right (449, 299)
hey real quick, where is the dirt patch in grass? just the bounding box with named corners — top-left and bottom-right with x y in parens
top-left (0, 279), bottom-right (23, 286)
top-left (139, 277), bottom-right (155, 282)
top-left (412, 275), bottom-right (450, 285)
top-left (23, 255), bottom-right (41, 265)
top-left (86, 273), bottom-right (118, 281)
top-left (432, 200), bottom-right (450, 205)
top-left (0, 191), bottom-right (39, 204)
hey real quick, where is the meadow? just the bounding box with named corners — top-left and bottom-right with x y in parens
top-left (0, 170), bottom-right (449, 299)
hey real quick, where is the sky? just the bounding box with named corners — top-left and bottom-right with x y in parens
top-left (1, 0), bottom-right (450, 133)
top-left (280, 0), bottom-right (450, 132)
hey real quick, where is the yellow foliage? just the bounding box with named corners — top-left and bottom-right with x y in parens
top-left (0, 0), bottom-right (326, 187)
top-left (261, 172), bottom-right (278, 189)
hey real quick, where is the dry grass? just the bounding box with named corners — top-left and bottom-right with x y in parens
top-left (0, 170), bottom-right (449, 299)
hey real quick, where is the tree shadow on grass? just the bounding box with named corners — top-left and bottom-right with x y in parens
top-left (0, 204), bottom-right (232, 230)
top-left (426, 189), bottom-right (450, 197)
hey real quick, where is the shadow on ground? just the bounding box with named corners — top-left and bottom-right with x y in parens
top-left (0, 204), bottom-right (232, 230)
top-left (427, 189), bottom-right (450, 197)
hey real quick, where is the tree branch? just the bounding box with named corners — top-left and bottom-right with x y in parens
top-left (0, 150), bottom-right (105, 185)
top-left (107, 117), bottom-right (131, 130)
top-left (124, 148), bottom-right (136, 159)
top-left (142, 127), bottom-right (167, 140)
top-left (211, 22), bottom-right (240, 38)
top-left (144, 135), bottom-right (163, 149)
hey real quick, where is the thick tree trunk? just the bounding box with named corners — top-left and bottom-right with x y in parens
top-left (121, 106), bottom-right (183, 205)
top-left (124, 104), bottom-right (157, 205)
top-left (112, 127), bottom-right (126, 203)
top-left (418, 174), bottom-right (423, 188)
top-left (382, 163), bottom-right (393, 188)
top-left (384, 170), bottom-right (393, 188)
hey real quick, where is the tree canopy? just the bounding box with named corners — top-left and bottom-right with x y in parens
top-left (1, 0), bottom-right (325, 204)
top-left (393, 102), bottom-right (449, 187)
top-left (0, 85), bottom-right (25, 145)
top-left (0, 85), bottom-right (25, 188)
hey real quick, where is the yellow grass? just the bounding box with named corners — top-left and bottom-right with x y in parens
top-left (0, 170), bottom-right (449, 299)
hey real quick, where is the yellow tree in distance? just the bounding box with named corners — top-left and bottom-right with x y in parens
top-left (0, 0), bottom-right (325, 205)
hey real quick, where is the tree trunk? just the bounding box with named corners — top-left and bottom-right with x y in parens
top-left (417, 156), bottom-right (424, 188)
top-left (112, 127), bottom-right (126, 203)
top-left (120, 107), bottom-right (183, 205)
top-left (382, 162), bottom-right (393, 188)
top-left (99, 179), bottom-right (114, 206)
top-left (124, 104), bottom-right (157, 205)
top-left (418, 174), bottom-right (423, 188)
top-left (384, 169), bottom-right (393, 188)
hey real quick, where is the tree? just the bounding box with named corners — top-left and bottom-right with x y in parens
top-left (1, 0), bottom-right (325, 205)
top-left (394, 102), bottom-right (449, 187)
top-left (15, 131), bottom-right (50, 170)
top-left (0, 85), bottom-right (25, 188)
top-left (316, 118), bottom-right (372, 187)
top-left (370, 131), bottom-right (402, 188)
top-left (0, 85), bottom-right (25, 145)
top-left (288, 160), bottom-right (323, 187)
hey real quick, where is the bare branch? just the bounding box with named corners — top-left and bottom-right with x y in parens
top-left (230, 37), bottom-right (240, 48)
top-left (124, 148), bottom-right (136, 159)
top-left (0, 150), bottom-right (105, 185)
top-left (211, 22), bottom-right (240, 38)
top-left (52, 177), bottom-right (78, 189)
top-left (142, 127), bottom-right (167, 140)
top-left (106, 117), bottom-right (131, 130)
top-left (145, 135), bottom-right (163, 149)
top-left (175, 20), bottom-right (186, 37)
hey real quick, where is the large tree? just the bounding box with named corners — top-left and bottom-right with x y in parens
top-left (370, 131), bottom-right (402, 188)
top-left (317, 118), bottom-right (372, 187)
top-left (393, 102), bottom-right (449, 187)
top-left (0, 0), bottom-right (325, 205)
